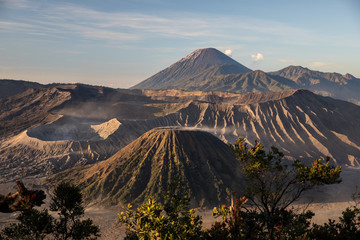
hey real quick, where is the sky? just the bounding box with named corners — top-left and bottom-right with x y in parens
top-left (0, 0), bottom-right (359, 88)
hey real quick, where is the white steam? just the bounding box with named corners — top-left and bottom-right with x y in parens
top-left (225, 49), bottom-right (232, 57)
top-left (251, 53), bottom-right (264, 62)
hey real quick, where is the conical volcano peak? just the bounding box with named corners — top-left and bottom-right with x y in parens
top-left (178, 47), bottom-right (240, 66)
top-left (131, 47), bottom-right (252, 90)
top-left (50, 127), bottom-right (244, 207)
top-left (178, 48), bottom-right (207, 63)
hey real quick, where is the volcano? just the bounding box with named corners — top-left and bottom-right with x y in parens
top-left (49, 127), bottom-right (244, 207)
top-left (131, 48), bottom-right (360, 104)
top-left (131, 48), bottom-right (252, 90)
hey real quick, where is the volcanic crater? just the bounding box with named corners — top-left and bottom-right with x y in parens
top-left (27, 116), bottom-right (121, 141)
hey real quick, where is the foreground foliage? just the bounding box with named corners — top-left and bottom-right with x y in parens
top-left (0, 181), bottom-right (46, 213)
top-left (50, 183), bottom-right (100, 240)
top-left (230, 137), bottom-right (341, 239)
top-left (120, 191), bottom-right (360, 240)
top-left (119, 179), bottom-right (203, 240)
top-left (0, 137), bottom-right (352, 239)
top-left (1, 208), bottom-right (53, 240)
top-left (209, 193), bottom-right (360, 240)
top-left (119, 137), bottom-right (347, 240)
top-left (1, 183), bottom-right (100, 240)
top-left (208, 194), bottom-right (315, 240)
top-left (309, 193), bottom-right (360, 240)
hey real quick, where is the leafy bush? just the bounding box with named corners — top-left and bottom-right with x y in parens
top-left (1, 183), bottom-right (100, 240)
top-left (119, 179), bottom-right (203, 240)
top-left (1, 208), bottom-right (53, 240)
top-left (205, 194), bottom-right (249, 239)
top-left (50, 183), bottom-right (100, 240)
top-left (118, 137), bottom-right (344, 240)
top-left (309, 193), bottom-right (360, 240)
top-left (230, 137), bottom-right (341, 239)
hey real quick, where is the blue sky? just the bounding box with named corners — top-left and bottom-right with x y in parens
top-left (0, 0), bottom-right (359, 88)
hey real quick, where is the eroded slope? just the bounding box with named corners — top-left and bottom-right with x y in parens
top-left (49, 128), bottom-right (243, 207)
top-left (1, 87), bottom-right (359, 183)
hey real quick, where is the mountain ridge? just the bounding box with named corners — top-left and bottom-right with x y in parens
top-left (269, 65), bottom-right (360, 104)
top-left (131, 48), bottom-right (360, 104)
top-left (0, 85), bottom-right (359, 183)
top-left (0, 79), bottom-right (45, 99)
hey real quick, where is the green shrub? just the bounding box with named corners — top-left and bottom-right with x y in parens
top-left (1, 208), bottom-right (53, 240)
top-left (119, 179), bottom-right (203, 240)
top-left (1, 183), bottom-right (100, 240)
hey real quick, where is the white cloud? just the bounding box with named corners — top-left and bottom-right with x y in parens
top-left (224, 49), bottom-right (232, 57)
top-left (0, 21), bottom-right (33, 29)
top-left (251, 53), bottom-right (264, 62)
top-left (309, 61), bottom-right (336, 68)
top-left (1, 1), bottom-right (318, 45)
top-left (4, 0), bottom-right (32, 9)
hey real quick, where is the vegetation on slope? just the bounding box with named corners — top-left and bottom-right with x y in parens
top-left (0, 183), bottom-right (100, 240)
top-left (119, 137), bottom-right (343, 240)
top-left (4, 137), bottom-right (360, 239)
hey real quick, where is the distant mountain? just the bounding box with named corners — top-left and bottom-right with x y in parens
top-left (269, 66), bottom-right (353, 85)
top-left (0, 79), bottom-right (45, 98)
top-left (269, 66), bottom-right (360, 104)
top-left (131, 49), bottom-right (360, 104)
top-left (48, 127), bottom-right (243, 207)
top-left (131, 48), bottom-right (252, 89)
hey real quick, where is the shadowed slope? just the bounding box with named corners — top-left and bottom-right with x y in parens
top-left (0, 88), bottom-right (71, 138)
top-left (0, 79), bottom-right (45, 99)
top-left (50, 128), bottom-right (243, 207)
